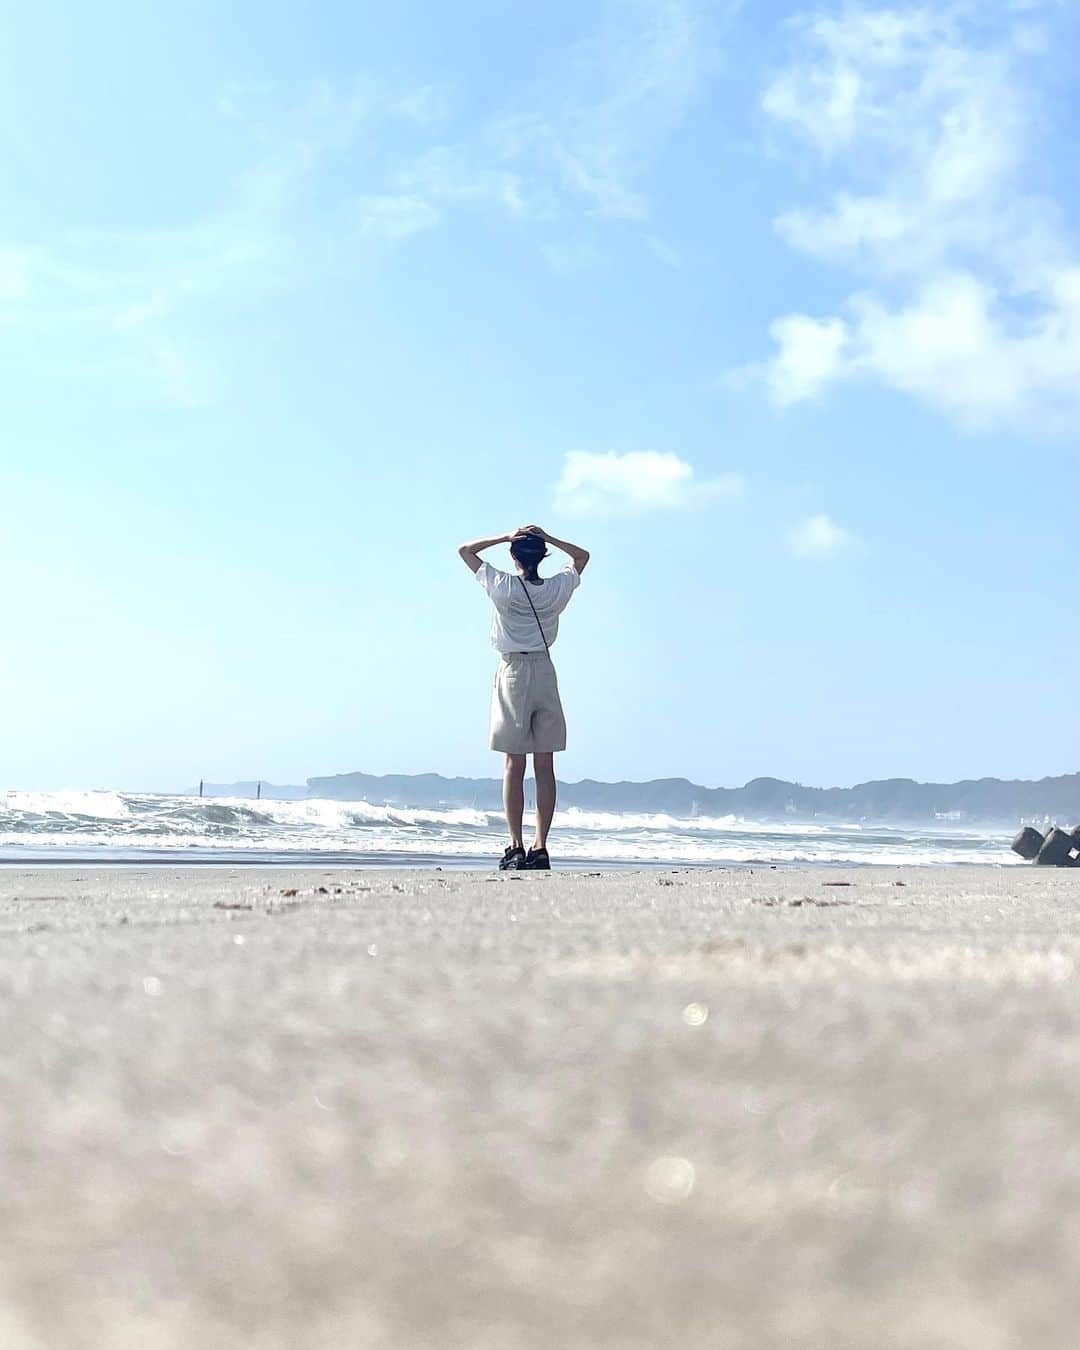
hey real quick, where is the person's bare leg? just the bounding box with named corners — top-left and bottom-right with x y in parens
top-left (503, 754), bottom-right (526, 850)
top-left (533, 752), bottom-right (556, 851)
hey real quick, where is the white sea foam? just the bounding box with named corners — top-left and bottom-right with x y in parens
top-left (2, 789), bottom-right (133, 821)
top-left (0, 789), bottom-right (1019, 866)
top-left (552, 807), bottom-right (836, 836)
top-left (275, 798), bottom-right (493, 830)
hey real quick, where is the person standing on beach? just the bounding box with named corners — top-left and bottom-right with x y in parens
top-left (458, 525), bottom-right (590, 870)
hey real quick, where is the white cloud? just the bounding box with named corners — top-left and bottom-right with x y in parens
top-left (537, 0), bottom-right (708, 222)
top-left (3, 6), bottom-right (722, 403)
top-left (751, 4), bottom-right (1078, 431)
top-left (356, 194), bottom-right (439, 240)
top-left (350, 2), bottom-right (715, 282)
top-left (767, 267), bottom-right (1080, 432)
top-left (767, 313), bottom-right (848, 404)
top-left (395, 0), bottom-right (710, 231)
top-left (555, 450), bottom-right (743, 515)
top-left (396, 145), bottom-right (531, 217)
top-left (0, 78), bottom-right (451, 406)
top-left (787, 513), bottom-right (855, 560)
top-left (848, 270), bottom-right (1080, 428)
top-left (762, 10), bottom-right (941, 156)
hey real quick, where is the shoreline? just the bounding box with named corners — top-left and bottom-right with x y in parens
top-left (0, 843), bottom-right (1021, 870)
top-left (0, 853), bottom-right (1021, 869)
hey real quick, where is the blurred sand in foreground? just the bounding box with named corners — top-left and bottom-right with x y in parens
top-left (1, 865), bottom-right (1078, 1349)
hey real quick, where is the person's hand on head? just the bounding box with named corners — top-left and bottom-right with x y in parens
top-left (514, 524), bottom-right (548, 540)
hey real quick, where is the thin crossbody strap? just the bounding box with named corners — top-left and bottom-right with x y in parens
top-left (518, 577), bottom-right (550, 655)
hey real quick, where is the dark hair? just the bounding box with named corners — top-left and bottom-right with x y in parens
top-left (509, 532), bottom-right (548, 579)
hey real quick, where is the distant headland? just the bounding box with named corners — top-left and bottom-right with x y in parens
top-left (197, 770), bottom-right (1080, 825)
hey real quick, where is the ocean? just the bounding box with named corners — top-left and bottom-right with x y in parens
top-left (0, 789), bottom-right (1020, 867)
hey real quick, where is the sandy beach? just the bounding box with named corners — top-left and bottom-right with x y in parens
top-left (1, 863), bottom-right (1078, 1349)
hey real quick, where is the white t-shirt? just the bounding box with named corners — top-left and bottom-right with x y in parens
top-left (476, 561), bottom-right (582, 652)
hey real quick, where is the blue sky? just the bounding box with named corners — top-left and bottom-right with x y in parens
top-left (2, 0), bottom-right (1076, 793)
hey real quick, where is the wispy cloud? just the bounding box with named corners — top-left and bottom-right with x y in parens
top-left (538, 0), bottom-right (708, 222)
top-left (356, 194), bottom-right (440, 240)
top-left (746, 4), bottom-right (1078, 432)
top-left (2, 5), bottom-right (719, 400)
top-left (391, 0), bottom-right (713, 268)
top-left (0, 78), bottom-right (449, 405)
top-left (396, 144), bottom-right (532, 217)
top-left (786, 513), bottom-right (855, 560)
top-left (555, 450), bottom-right (743, 514)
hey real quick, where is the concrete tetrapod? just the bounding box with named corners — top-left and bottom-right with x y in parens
top-left (1011, 826), bottom-right (1044, 861)
top-left (1034, 827), bottom-right (1080, 867)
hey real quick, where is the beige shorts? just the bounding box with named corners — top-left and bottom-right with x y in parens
top-left (489, 652), bottom-right (567, 754)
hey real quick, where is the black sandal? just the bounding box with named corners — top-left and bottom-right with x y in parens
top-left (523, 847), bottom-right (551, 871)
top-left (499, 845), bottom-right (527, 871)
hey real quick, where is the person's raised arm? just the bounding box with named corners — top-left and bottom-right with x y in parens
top-left (515, 524), bottom-right (590, 574)
top-left (457, 532), bottom-right (512, 574)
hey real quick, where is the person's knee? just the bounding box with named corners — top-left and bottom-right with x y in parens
top-left (504, 753), bottom-right (527, 778)
top-left (533, 753), bottom-right (555, 780)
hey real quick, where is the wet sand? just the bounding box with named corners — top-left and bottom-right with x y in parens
top-left (1, 864), bottom-right (1078, 1349)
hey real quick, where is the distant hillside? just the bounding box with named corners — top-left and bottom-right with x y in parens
top-left (305, 769), bottom-right (1080, 825)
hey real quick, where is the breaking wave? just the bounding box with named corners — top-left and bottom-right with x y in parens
top-left (0, 789), bottom-right (1019, 867)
